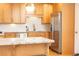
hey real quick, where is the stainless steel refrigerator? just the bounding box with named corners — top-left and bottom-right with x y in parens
top-left (50, 12), bottom-right (62, 54)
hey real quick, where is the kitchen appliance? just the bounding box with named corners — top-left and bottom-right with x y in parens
top-left (50, 12), bottom-right (62, 54)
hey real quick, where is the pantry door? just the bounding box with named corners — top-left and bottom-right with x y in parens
top-left (75, 4), bottom-right (79, 54)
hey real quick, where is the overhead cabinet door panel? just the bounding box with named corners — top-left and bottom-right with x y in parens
top-left (43, 4), bottom-right (53, 24)
top-left (0, 4), bottom-right (3, 23)
top-left (20, 4), bottom-right (26, 24)
top-left (12, 4), bottom-right (21, 24)
top-left (3, 4), bottom-right (12, 23)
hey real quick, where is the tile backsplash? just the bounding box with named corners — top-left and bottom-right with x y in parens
top-left (0, 24), bottom-right (26, 32)
top-left (0, 16), bottom-right (51, 32)
top-left (26, 16), bottom-right (51, 31)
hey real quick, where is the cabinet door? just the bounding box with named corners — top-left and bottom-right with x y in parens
top-left (15, 44), bottom-right (46, 56)
top-left (42, 4), bottom-right (53, 24)
top-left (53, 4), bottom-right (62, 14)
top-left (27, 32), bottom-right (49, 38)
top-left (39, 32), bottom-right (49, 38)
top-left (0, 46), bottom-right (12, 56)
top-left (35, 4), bottom-right (43, 16)
top-left (20, 4), bottom-right (26, 24)
top-left (3, 4), bottom-right (12, 24)
top-left (0, 4), bottom-right (3, 23)
top-left (12, 4), bottom-right (21, 24)
top-left (15, 45), bottom-right (28, 56)
top-left (4, 32), bottom-right (16, 38)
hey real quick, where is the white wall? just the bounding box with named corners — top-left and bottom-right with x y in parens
top-left (75, 4), bottom-right (79, 54)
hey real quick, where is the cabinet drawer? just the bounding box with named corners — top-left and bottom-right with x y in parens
top-left (27, 32), bottom-right (49, 38)
top-left (4, 32), bottom-right (16, 38)
top-left (0, 35), bottom-right (4, 38)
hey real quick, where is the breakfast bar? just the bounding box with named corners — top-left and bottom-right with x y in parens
top-left (0, 37), bottom-right (54, 56)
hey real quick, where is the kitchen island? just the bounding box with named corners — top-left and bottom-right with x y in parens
top-left (0, 37), bottom-right (54, 56)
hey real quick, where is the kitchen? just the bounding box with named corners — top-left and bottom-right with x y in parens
top-left (0, 3), bottom-right (75, 56)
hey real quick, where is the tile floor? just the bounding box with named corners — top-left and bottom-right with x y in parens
top-left (49, 49), bottom-right (61, 56)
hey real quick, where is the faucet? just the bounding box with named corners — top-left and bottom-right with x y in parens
top-left (33, 24), bottom-right (36, 31)
top-left (26, 26), bottom-right (29, 31)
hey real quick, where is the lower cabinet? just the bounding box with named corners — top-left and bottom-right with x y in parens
top-left (4, 32), bottom-right (16, 38)
top-left (27, 32), bottom-right (50, 39)
top-left (0, 46), bottom-right (12, 56)
top-left (15, 45), bottom-right (29, 56)
top-left (15, 44), bottom-right (46, 56)
top-left (0, 44), bottom-right (48, 56)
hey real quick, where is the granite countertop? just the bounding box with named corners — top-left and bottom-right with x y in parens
top-left (0, 37), bottom-right (54, 45)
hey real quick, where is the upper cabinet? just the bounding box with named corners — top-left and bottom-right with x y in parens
top-left (0, 3), bottom-right (62, 24)
top-left (53, 4), bottom-right (62, 14)
top-left (12, 4), bottom-right (21, 24)
top-left (12, 4), bottom-right (26, 24)
top-left (0, 3), bottom-right (26, 24)
top-left (0, 4), bottom-right (3, 23)
top-left (3, 4), bottom-right (12, 24)
top-left (35, 4), bottom-right (53, 24)
top-left (0, 4), bottom-right (12, 24)
top-left (20, 4), bottom-right (26, 24)
top-left (42, 4), bottom-right (53, 24)
top-left (35, 4), bottom-right (43, 16)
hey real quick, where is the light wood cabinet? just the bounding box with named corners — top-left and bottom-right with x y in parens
top-left (0, 4), bottom-right (12, 24)
top-left (0, 44), bottom-right (48, 56)
top-left (0, 46), bottom-right (12, 56)
top-left (27, 32), bottom-right (50, 38)
top-left (12, 4), bottom-right (21, 24)
top-left (15, 44), bottom-right (47, 56)
top-left (3, 4), bottom-right (12, 24)
top-left (20, 4), bottom-right (26, 23)
top-left (35, 4), bottom-right (53, 24)
top-left (12, 3), bottom-right (26, 24)
top-left (0, 3), bottom-right (53, 24)
top-left (15, 45), bottom-right (27, 56)
top-left (0, 4), bottom-right (3, 23)
top-left (4, 32), bottom-right (16, 38)
top-left (35, 4), bottom-right (43, 16)
top-left (0, 3), bottom-right (26, 24)
top-left (0, 35), bottom-right (4, 38)
top-left (42, 4), bottom-right (53, 24)
top-left (53, 4), bottom-right (62, 14)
